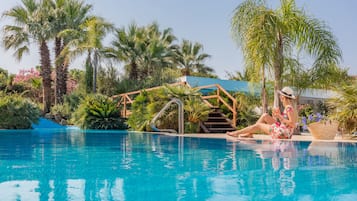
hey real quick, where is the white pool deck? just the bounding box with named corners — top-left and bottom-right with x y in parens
top-left (162, 132), bottom-right (357, 143)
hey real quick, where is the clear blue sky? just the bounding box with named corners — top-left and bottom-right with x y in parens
top-left (1, 0), bottom-right (356, 78)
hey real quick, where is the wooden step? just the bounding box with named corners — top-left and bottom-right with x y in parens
top-left (207, 116), bottom-right (228, 120)
top-left (200, 108), bottom-right (236, 133)
top-left (203, 122), bottom-right (232, 125)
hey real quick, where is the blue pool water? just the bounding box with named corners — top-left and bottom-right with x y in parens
top-left (0, 129), bottom-right (356, 201)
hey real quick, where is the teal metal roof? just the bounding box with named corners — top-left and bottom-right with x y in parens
top-left (177, 76), bottom-right (335, 100)
top-left (178, 76), bottom-right (260, 94)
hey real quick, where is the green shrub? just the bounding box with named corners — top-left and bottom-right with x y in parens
top-left (72, 94), bottom-right (127, 130)
top-left (0, 93), bottom-right (40, 129)
top-left (328, 84), bottom-right (357, 135)
top-left (127, 85), bottom-right (211, 133)
top-left (64, 92), bottom-right (85, 112)
top-left (51, 103), bottom-right (71, 125)
top-left (51, 92), bottom-right (86, 125)
top-left (126, 92), bottom-right (152, 131)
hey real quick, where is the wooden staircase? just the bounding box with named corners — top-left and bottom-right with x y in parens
top-left (200, 108), bottom-right (236, 133)
top-left (114, 81), bottom-right (238, 134)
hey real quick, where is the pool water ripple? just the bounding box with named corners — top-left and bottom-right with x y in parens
top-left (0, 130), bottom-right (356, 201)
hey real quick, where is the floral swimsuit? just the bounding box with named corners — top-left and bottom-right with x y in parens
top-left (270, 105), bottom-right (294, 139)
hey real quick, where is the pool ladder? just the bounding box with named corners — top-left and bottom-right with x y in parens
top-left (150, 98), bottom-right (184, 134)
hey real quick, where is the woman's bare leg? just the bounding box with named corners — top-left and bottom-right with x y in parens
top-left (227, 123), bottom-right (270, 137)
top-left (232, 123), bottom-right (272, 136)
top-left (239, 133), bottom-right (254, 138)
top-left (227, 113), bottom-right (275, 137)
top-left (257, 113), bottom-right (276, 124)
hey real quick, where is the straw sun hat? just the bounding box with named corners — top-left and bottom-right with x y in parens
top-left (278, 87), bottom-right (296, 99)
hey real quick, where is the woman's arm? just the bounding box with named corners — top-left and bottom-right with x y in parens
top-left (277, 106), bottom-right (297, 128)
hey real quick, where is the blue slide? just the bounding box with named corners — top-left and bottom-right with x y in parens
top-left (32, 118), bottom-right (65, 129)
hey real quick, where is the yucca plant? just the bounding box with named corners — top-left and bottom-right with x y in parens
top-left (184, 96), bottom-right (211, 132)
top-left (72, 94), bottom-right (127, 130)
top-left (0, 93), bottom-right (40, 129)
top-left (327, 83), bottom-right (357, 135)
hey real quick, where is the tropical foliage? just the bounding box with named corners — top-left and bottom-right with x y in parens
top-left (61, 16), bottom-right (114, 93)
top-left (1, 0), bottom-right (354, 136)
top-left (50, 0), bottom-right (93, 104)
top-left (50, 103), bottom-right (71, 125)
top-left (126, 92), bottom-right (152, 131)
top-left (2, 1), bottom-right (213, 117)
top-left (0, 93), bottom-right (40, 129)
top-left (72, 94), bottom-right (127, 130)
top-left (12, 68), bottom-right (42, 101)
top-left (97, 64), bottom-right (121, 96)
top-left (233, 92), bottom-right (261, 129)
top-left (173, 39), bottom-right (214, 77)
top-left (127, 85), bottom-right (211, 133)
top-left (231, 0), bottom-right (341, 108)
top-left (105, 22), bottom-right (214, 82)
top-left (327, 83), bottom-right (357, 135)
top-left (2, 0), bottom-right (53, 113)
top-left (284, 59), bottom-right (352, 101)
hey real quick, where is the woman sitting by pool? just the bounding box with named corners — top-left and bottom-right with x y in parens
top-left (227, 87), bottom-right (298, 139)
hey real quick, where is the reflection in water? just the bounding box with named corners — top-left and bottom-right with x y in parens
top-left (228, 140), bottom-right (298, 196)
top-left (0, 130), bottom-right (356, 200)
top-left (308, 141), bottom-right (340, 158)
top-left (0, 179), bottom-right (125, 201)
top-left (0, 181), bottom-right (39, 201)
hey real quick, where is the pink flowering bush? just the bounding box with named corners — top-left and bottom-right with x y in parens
top-left (12, 68), bottom-right (42, 102)
top-left (13, 68), bottom-right (41, 84)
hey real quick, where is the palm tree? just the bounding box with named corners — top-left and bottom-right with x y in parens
top-left (2, 0), bottom-right (53, 113)
top-left (328, 83), bottom-right (357, 135)
top-left (138, 23), bottom-right (177, 80)
top-left (106, 22), bottom-right (177, 83)
top-left (49, 0), bottom-right (92, 104)
top-left (173, 40), bottom-right (212, 76)
top-left (105, 23), bottom-right (144, 80)
top-left (231, 0), bottom-right (341, 108)
top-left (61, 16), bottom-right (113, 93)
top-left (226, 68), bottom-right (255, 81)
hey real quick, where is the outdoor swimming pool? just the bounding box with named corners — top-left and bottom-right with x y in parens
top-left (0, 129), bottom-right (356, 201)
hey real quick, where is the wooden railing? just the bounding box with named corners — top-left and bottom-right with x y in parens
top-left (192, 84), bottom-right (237, 127)
top-left (112, 82), bottom-right (237, 127)
top-left (112, 82), bottom-right (187, 117)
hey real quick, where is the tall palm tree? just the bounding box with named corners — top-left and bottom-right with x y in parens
top-left (49, 0), bottom-right (92, 103)
top-left (106, 22), bottom-right (177, 81)
top-left (173, 40), bottom-right (212, 76)
top-left (106, 23), bottom-right (147, 80)
top-left (61, 16), bottom-right (113, 93)
top-left (137, 23), bottom-right (177, 80)
top-left (2, 0), bottom-right (53, 113)
top-left (231, 0), bottom-right (341, 108)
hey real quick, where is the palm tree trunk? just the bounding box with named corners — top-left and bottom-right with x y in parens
top-left (93, 50), bottom-right (98, 93)
top-left (261, 65), bottom-right (268, 113)
top-left (129, 61), bottom-right (138, 80)
top-left (85, 51), bottom-right (93, 93)
top-left (40, 41), bottom-right (52, 114)
top-left (273, 32), bottom-right (284, 108)
top-left (61, 59), bottom-right (69, 96)
top-left (54, 37), bottom-right (63, 105)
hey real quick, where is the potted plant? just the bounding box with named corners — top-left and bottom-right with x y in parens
top-left (299, 103), bottom-right (338, 140)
